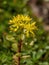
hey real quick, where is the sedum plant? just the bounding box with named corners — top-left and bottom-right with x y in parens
top-left (9, 14), bottom-right (37, 65)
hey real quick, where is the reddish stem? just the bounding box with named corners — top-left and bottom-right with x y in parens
top-left (17, 40), bottom-right (22, 65)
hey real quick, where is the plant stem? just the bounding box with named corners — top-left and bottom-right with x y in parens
top-left (17, 40), bottom-right (22, 65)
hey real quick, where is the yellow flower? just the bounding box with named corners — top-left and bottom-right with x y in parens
top-left (24, 22), bottom-right (37, 37)
top-left (9, 14), bottom-right (37, 37)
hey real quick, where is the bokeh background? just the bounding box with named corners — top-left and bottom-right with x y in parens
top-left (0, 0), bottom-right (49, 65)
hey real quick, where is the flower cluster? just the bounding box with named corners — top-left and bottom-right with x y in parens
top-left (9, 14), bottom-right (37, 37)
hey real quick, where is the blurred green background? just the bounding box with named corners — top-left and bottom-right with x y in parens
top-left (0, 0), bottom-right (49, 65)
